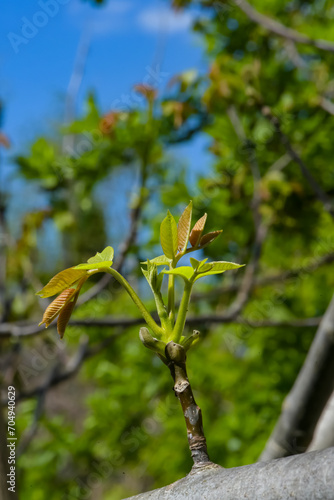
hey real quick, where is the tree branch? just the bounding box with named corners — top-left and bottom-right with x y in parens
top-left (1, 315), bottom-right (321, 407)
top-left (260, 293), bottom-right (334, 461)
top-left (78, 143), bottom-right (148, 306)
top-left (233, 0), bottom-right (334, 53)
top-left (307, 390), bottom-right (334, 452)
top-left (224, 106), bottom-right (268, 319)
top-left (0, 315), bottom-right (321, 339)
top-left (13, 335), bottom-right (109, 403)
top-left (125, 447), bottom-right (334, 500)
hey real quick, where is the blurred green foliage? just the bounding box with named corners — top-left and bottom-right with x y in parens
top-left (3, 0), bottom-right (334, 499)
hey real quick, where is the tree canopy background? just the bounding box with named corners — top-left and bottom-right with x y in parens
top-left (1, 1), bottom-right (334, 499)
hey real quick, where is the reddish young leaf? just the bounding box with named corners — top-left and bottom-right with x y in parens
top-left (57, 291), bottom-right (80, 339)
top-left (189, 213), bottom-right (207, 247)
top-left (133, 84), bottom-right (157, 101)
top-left (199, 230), bottom-right (223, 247)
top-left (0, 132), bottom-right (10, 149)
top-left (39, 288), bottom-right (77, 328)
top-left (100, 111), bottom-right (121, 135)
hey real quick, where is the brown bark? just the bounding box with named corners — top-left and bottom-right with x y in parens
top-left (165, 342), bottom-right (210, 465)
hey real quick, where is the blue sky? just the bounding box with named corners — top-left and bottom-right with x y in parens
top-left (1, 0), bottom-right (212, 253)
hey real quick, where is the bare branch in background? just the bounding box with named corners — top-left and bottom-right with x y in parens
top-left (320, 97), bottom-right (334, 116)
top-left (262, 106), bottom-right (334, 218)
top-left (13, 334), bottom-right (120, 404)
top-left (232, 0), bottom-right (334, 53)
top-left (267, 153), bottom-right (291, 173)
top-left (0, 315), bottom-right (321, 339)
top-left (0, 314), bottom-right (321, 407)
top-left (260, 293), bottom-right (334, 461)
top-left (16, 363), bottom-right (61, 457)
top-left (78, 189), bottom-right (145, 305)
top-left (225, 106), bottom-right (268, 319)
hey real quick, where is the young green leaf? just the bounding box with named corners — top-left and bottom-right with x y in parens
top-left (74, 261), bottom-right (113, 270)
top-left (162, 266), bottom-right (194, 282)
top-left (189, 213), bottom-right (207, 247)
top-left (160, 210), bottom-right (178, 259)
top-left (73, 246), bottom-right (114, 270)
top-left (190, 257), bottom-right (208, 270)
top-left (87, 246), bottom-right (114, 264)
top-left (37, 268), bottom-right (87, 298)
top-left (181, 330), bottom-right (200, 351)
top-left (194, 261), bottom-right (245, 281)
top-left (142, 260), bottom-right (164, 294)
top-left (144, 255), bottom-right (172, 266)
top-left (177, 201), bottom-right (192, 252)
top-left (199, 230), bottom-right (223, 247)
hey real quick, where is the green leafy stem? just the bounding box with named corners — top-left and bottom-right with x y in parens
top-left (37, 202), bottom-right (244, 355)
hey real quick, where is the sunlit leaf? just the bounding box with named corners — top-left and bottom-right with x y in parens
top-left (143, 255), bottom-right (172, 266)
top-left (199, 230), bottom-right (223, 247)
top-left (160, 210), bottom-right (178, 259)
top-left (177, 201), bottom-right (192, 252)
top-left (190, 257), bottom-right (208, 270)
top-left (87, 246), bottom-right (114, 264)
top-left (37, 268), bottom-right (87, 298)
top-left (194, 261), bottom-right (245, 281)
top-left (73, 246), bottom-right (114, 270)
top-left (162, 266), bottom-right (194, 282)
top-left (206, 261), bottom-right (244, 272)
top-left (39, 288), bottom-right (77, 328)
top-left (74, 261), bottom-right (113, 270)
top-left (189, 213), bottom-right (207, 247)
